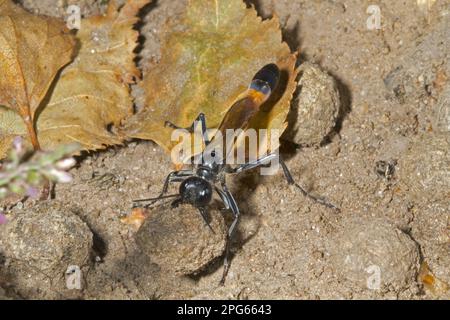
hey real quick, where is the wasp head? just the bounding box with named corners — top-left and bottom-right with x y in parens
top-left (178, 176), bottom-right (213, 207)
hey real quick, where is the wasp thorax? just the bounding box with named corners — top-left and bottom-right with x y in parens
top-left (179, 176), bottom-right (213, 207)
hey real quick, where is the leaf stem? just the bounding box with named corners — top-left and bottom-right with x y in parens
top-left (24, 114), bottom-right (41, 151)
top-left (23, 112), bottom-right (47, 198)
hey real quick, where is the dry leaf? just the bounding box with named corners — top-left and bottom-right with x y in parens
top-left (0, 0), bottom-right (150, 158)
top-left (120, 207), bottom-right (149, 231)
top-left (0, 0), bottom-right (75, 150)
top-left (35, 0), bottom-right (149, 151)
top-left (0, 107), bottom-right (20, 158)
top-left (123, 0), bottom-right (298, 157)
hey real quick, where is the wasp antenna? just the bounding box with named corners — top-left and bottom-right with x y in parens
top-left (133, 193), bottom-right (179, 203)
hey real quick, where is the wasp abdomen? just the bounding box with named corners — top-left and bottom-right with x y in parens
top-left (249, 63), bottom-right (280, 97)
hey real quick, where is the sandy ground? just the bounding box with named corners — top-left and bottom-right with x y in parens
top-left (1, 0), bottom-right (449, 299)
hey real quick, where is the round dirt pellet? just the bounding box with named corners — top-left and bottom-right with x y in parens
top-left (284, 62), bottom-right (341, 146)
top-left (399, 133), bottom-right (450, 202)
top-left (328, 216), bottom-right (419, 293)
top-left (135, 203), bottom-right (227, 276)
top-left (0, 208), bottom-right (93, 274)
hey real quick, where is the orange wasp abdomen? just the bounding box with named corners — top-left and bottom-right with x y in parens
top-left (217, 63), bottom-right (280, 136)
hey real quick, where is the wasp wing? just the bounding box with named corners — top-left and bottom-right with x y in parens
top-left (211, 63), bottom-right (280, 164)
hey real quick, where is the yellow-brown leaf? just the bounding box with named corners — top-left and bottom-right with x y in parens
top-left (0, 0), bottom-right (75, 149)
top-left (123, 0), bottom-right (298, 156)
top-left (0, 0), bottom-right (150, 157)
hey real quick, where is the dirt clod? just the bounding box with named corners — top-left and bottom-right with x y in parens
top-left (0, 286), bottom-right (8, 300)
top-left (399, 133), bottom-right (450, 202)
top-left (0, 205), bottom-right (93, 273)
top-left (135, 203), bottom-right (227, 276)
top-left (329, 216), bottom-right (420, 293)
top-left (20, 0), bottom-right (106, 17)
top-left (284, 62), bottom-right (340, 146)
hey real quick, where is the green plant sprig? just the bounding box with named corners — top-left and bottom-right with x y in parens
top-left (0, 138), bottom-right (79, 200)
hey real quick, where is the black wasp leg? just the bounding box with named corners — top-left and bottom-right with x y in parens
top-left (279, 156), bottom-right (340, 211)
top-left (220, 180), bottom-right (240, 240)
top-left (159, 170), bottom-right (193, 197)
top-left (198, 207), bottom-right (215, 234)
top-left (165, 113), bottom-right (210, 146)
top-left (133, 170), bottom-right (192, 207)
top-left (228, 153), bottom-right (278, 174)
top-left (215, 186), bottom-right (231, 211)
top-left (218, 177), bottom-right (240, 286)
top-left (228, 152), bottom-right (339, 211)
